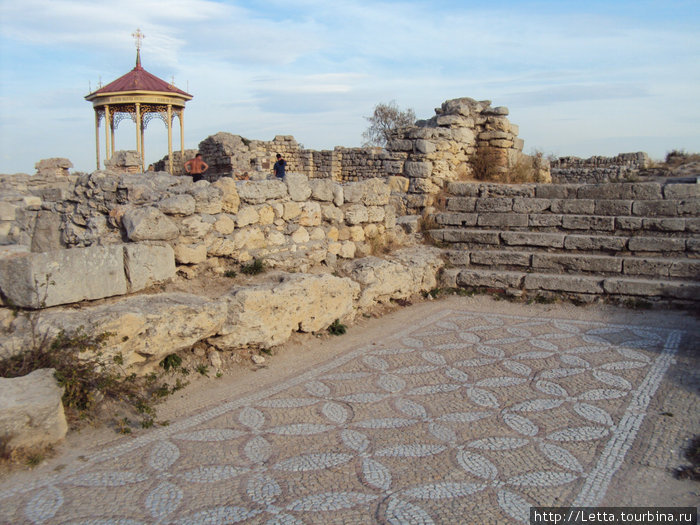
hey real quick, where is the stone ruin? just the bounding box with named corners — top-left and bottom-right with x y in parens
top-left (0, 96), bottom-right (698, 454)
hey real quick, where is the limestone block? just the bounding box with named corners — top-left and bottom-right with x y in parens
top-left (446, 197), bottom-right (476, 212)
top-left (213, 215), bottom-right (235, 235)
top-left (213, 273), bottom-right (359, 348)
top-left (321, 204), bottom-right (344, 223)
top-left (327, 242), bottom-right (341, 255)
top-left (124, 243), bottom-right (176, 290)
top-left (435, 212), bottom-right (477, 226)
top-left (298, 202), bottom-right (322, 227)
top-left (524, 273), bottom-right (603, 294)
top-left (309, 179), bottom-right (335, 201)
top-left (410, 178), bottom-right (440, 194)
top-left (123, 207), bottom-right (179, 241)
top-left (475, 198), bottom-right (513, 213)
top-left (192, 186), bottom-right (223, 214)
top-left (627, 237), bottom-right (685, 253)
top-left (535, 185), bottom-right (582, 199)
top-left (349, 225), bottom-right (365, 242)
top-left (532, 253), bottom-right (622, 274)
top-left (326, 227), bottom-right (339, 242)
top-left (257, 205), bottom-right (275, 225)
top-left (550, 199), bottom-right (595, 215)
top-left (632, 200), bottom-right (678, 217)
top-left (207, 237), bottom-right (237, 257)
top-left (642, 218), bottom-right (685, 232)
top-left (237, 180), bottom-right (287, 204)
top-left (234, 227), bottom-right (266, 250)
top-left (235, 206), bottom-right (260, 227)
top-left (383, 205), bottom-right (396, 229)
top-left (212, 177), bottom-right (240, 214)
top-left (39, 293), bottom-right (228, 368)
top-left (529, 214), bottom-right (562, 227)
top-left (512, 198), bottom-right (551, 214)
top-left (561, 215), bottom-right (615, 231)
top-left (622, 258), bottom-right (671, 278)
top-left (291, 226), bottom-right (310, 244)
top-left (333, 184), bottom-right (344, 207)
top-left (564, 234), bottom-right (627, 252)
top-left (158, 194), bottom-right (196, 216)
top-left (678, 199), bottom-right (700, 216)
top-left (0, 369), bottom-right (67, 452)
top-left (30, 210), bottom-right (63, 253)
top-left (450, 128), bottom-right (476, 144)
top-left (362, 179), bottom-right (391, 206)
top-left (342, 247), bottom-right (444, 308)
top-left (367, 206), bottom-right (385, 223)
top-left (345, 204), bottom-right (369, 225)
top-left (670, 259), bottom-right (700, 279)
top-left (594, 200), bottom-right (633, 216)
top-left (309, 227), bottom-right (326, 241)
top-left (179, 215), bottom-right (212, 238)
top-left (267, 230), bottom-right (287, 246)
top-left (388, 139), bottom-right (413, 151)
top-left (396, 215), bottom-right (421, 234)
top-left (284, 172), bottom-right (312, 201)
top-left (174, 243), bottom-right (208, 265)
top-left (0, 202), bottom-right (17, 221)
top-left (663, 182), bottom-right (700, 199)
top-left (404, 161), bottom-right (433, 178)
top-left (603, 278), bottom-right (700, 300)
top-left (470, 250), bottom-right (530, 268)
top-left (501, 231), bottom-right (565, 248)
top-left (457, 269), bottom-right (524, 289)
top-left (446, 182), bottom-right (479, 196)
top-left (0, 245), bottom-right (127, 308)
top-left (387, 176), bottom-right (410, 193)
top-left (615, 217), bottom-right (643, 230)
top-left (436, 115), bottom-right (471, 127)
top-left (343, 182), bottom-right (365, 203)
top-left (415, 140), bottom-right (436, 154)
top-left (477, 213), bottom-right (528, 228)
top-left (338, 241), bottom-right (356, 258)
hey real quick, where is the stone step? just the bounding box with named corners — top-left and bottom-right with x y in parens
top-left (435, 211), bottom-right (700, 234)
top-left (430, 228), bottom-right (699, 255)
top-left (445, 249), bottom-right (700, 279)
top-left (440, 267), bottom-right (700, 302)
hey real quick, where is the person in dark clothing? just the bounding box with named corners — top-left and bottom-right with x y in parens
top-left (273, 153), bottom-right (287, 179)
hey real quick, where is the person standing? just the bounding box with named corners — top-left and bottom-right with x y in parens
top-left (273, 153), bottom-right (287, 179)
top-left (184, 153), bottom-right (209, 182)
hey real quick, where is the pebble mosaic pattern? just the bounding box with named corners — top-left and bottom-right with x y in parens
top-left (0, 310), bottom-right (682, 524)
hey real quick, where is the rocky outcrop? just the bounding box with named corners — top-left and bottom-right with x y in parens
top-left (0, 369), bottom-right (67, 453)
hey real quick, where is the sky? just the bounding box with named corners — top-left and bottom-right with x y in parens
top-left (0, 0), bottom-right (699, 174)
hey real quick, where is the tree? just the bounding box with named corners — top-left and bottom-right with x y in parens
top-left (362, 101), bottom-right (416, 147)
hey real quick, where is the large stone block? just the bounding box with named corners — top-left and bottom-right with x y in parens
top-left (122, 207), bottom-right (179, 241)
top-left (457, 269), bottom-right (524, 288)
top-left (213, 273), bottom-right (359, 348)
top-left (532, 253), bottom-right (622, 274)
top-left (446, 197), bottom-right (477, 212)
top-left (603, 278), bottom-right (700, 300)
top-left (404, 161), bottom-right (433, 178)
top-left (192, 186), bottom-right (223, 214)
top-left (0, 369), bottom-right (67, 452)
top-left (631, 200), bottom-right (678, 217)
top-left (512, 198), bottom-right (551, 214)
top-left (564, 234), bottom-right (628, 252)
top-left (475, 198), bottom-right (513, 213)
top-left (524, 273), bottom-right (603, 294)
top-left (362, 179), bottom-right (391, 206)
top-left (561, 215), bottom-right (615, 231)
top-left (211, 177), bottom-right (240, 214)
top-left (309, 179), bottom-right (335, 201)
top-left (236, 180), bottom-right (287, 204)
top-left (627, 236), bottom-right (686, 253)
top-left (663, 182), bottom-right (700, 199)
top-left (501, 231), bottom-right (565, 248)
top-left (284, 172), bottom-right (312, 201)
top-left (470, 250), bottom-right (531, 267)
top-left (477, 213), bottom-right (528, 227)
top-left (342, 247), bottom-right (444, 308)
top-left (158, 194), bottom-right (196, 216)
top-left (0, 245), bottom-right (128, 308)
top-left (124, 243), bottom-right (176, 290)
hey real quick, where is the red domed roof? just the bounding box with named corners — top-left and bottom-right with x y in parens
top-left (86, 52), bottom-right (192, 100)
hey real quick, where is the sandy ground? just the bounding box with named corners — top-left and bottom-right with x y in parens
top-left (1, 293), bottom-right (698, 510)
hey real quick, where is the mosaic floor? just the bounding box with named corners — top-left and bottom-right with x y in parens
top-left (0, 309), bottom-right (683, 524)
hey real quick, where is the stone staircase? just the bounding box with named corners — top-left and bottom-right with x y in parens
top-left (428, 180), bottom-right (700, 305)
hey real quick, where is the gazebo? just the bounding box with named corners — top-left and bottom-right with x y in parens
top-left (85, 30), bottom-right (193, 173)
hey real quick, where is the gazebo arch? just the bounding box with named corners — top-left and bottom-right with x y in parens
top-left (84, 29), bottom-right (193, 173)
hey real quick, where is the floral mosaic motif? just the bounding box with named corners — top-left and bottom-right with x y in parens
top-left (2, 312), bottom-right (681, 524)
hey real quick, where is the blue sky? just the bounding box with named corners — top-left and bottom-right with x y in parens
top-left (1, 0), bottom-right (698, 174)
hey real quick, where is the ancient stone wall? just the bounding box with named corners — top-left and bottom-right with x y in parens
top-left (551, 152), bottom-right (650, 184)
top-left (0, 170), bottom-right (401, 275)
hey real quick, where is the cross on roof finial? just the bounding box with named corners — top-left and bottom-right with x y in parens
top-left (132, 28), bottom-right (145, 51)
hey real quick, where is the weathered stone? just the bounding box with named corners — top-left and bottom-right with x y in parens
top-left (233, 227), bottom-right (266, 250)
top-left (122, 207), bottom-right (179, 241)
top-left (298, 202), bottom-right (322, 227)
top-left (345, 204), bottom-right (369, 225)
top-left (457, 269), bottom-right (523, 289)
top-left (174, 243), bottom-right (208, 265)
top-left (477, 213), bottom-right (528, 227)
top-left (415, 140), bottom-right (436, 154)
top-left (475, 198), bottom-right (512, 213)
top-left (631, 200), bottom-right (678, 217)
top-left (641, 218), bottom-right (686, 232)
top-left (663, 182), bottom-right (700, 199)
top-left (627, 236), bottom-right (685, 253)
top-left (447, 182), bottom-right (479, 197)
top-left (235, 206), bottom-right (260, 228)
top-left (0, 245), bottom-right (127, 308)
top-left (524, 273), bottom-right (604, 294)
top-left (550, 199), bottom-right (595, 215)
top-left (500, 231), bottom-right (565, 248)
top-left (291, 226), bottom-right (310, 244)
top-left (213, 215), bottom-right (235, 235)
top-left (594, 200), bottom-right (633, 216)
top-left (213, 273), bottom-right (359, 348)
top-left (396, 215), bottom-right (421, 233)
top-left (362, 179), bottom-right (391, 206)
top-left (529, 214), bottom-right (562, 227)
top-left (342, 182), bottom-right (365, 203)
top-left (192, 186), bottom-right (223, 214)
top-left (404, 161), bottom-right (433, 178)
top-left (30, 210), bottom-right (63, 252)
top-left (435, 212), bottom-right (478, 226)
top-left (179, 215), bottom-right (212, 238)
top-left (622, 258), bottom-right (671, 278)
top-left (534, 185), bottom-right (581, 199)
top-left (603, 278), bottom-right (700, 300)
top-left (470, 251), bottom-right (531, 267)
top-left (158, 194), bottom-right (196, 216)
top-left (564, 234), bottom-right (627, 252)
top-left (309, 179), bottom-right (335, 201)
top-left (207, 237), bottom-right (237, 257)
top-left (387, 176), bottom-right (410, 193)
top-left (211, 177), bottom-right (240, 214)
top-left (512, 198), bottom-right (551, 214)
top-left (532, 253), bottom-right (621, 274)
top-left (236, 180), bottom-right (287, 204)
top-left (342, 247), bottom-right (443, 308)
top-left (446, 197), bottom-right (476, 212)
top-left (0, 369), bottom-right (67, 452)
top-left (124, 243), bottom-right (176, 290)
top-left (284, 173), bottom-right (312, 201)
top-left (257, 205), bottom-right (275, 225)
top-left (561, 215), bottom-right (615, 231)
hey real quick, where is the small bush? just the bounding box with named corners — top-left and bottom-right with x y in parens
top-left (240, 258), bottom-right (266, 275)
top-left (224, 270), bottom-right (237, 278)
top-left (159, 353), bottom-right (182, 372)
top-left (328, 319), bottom-right (347, 336)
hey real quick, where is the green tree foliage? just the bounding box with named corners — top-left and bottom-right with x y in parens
top-left (362, 101), bottom-right (416, 147)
